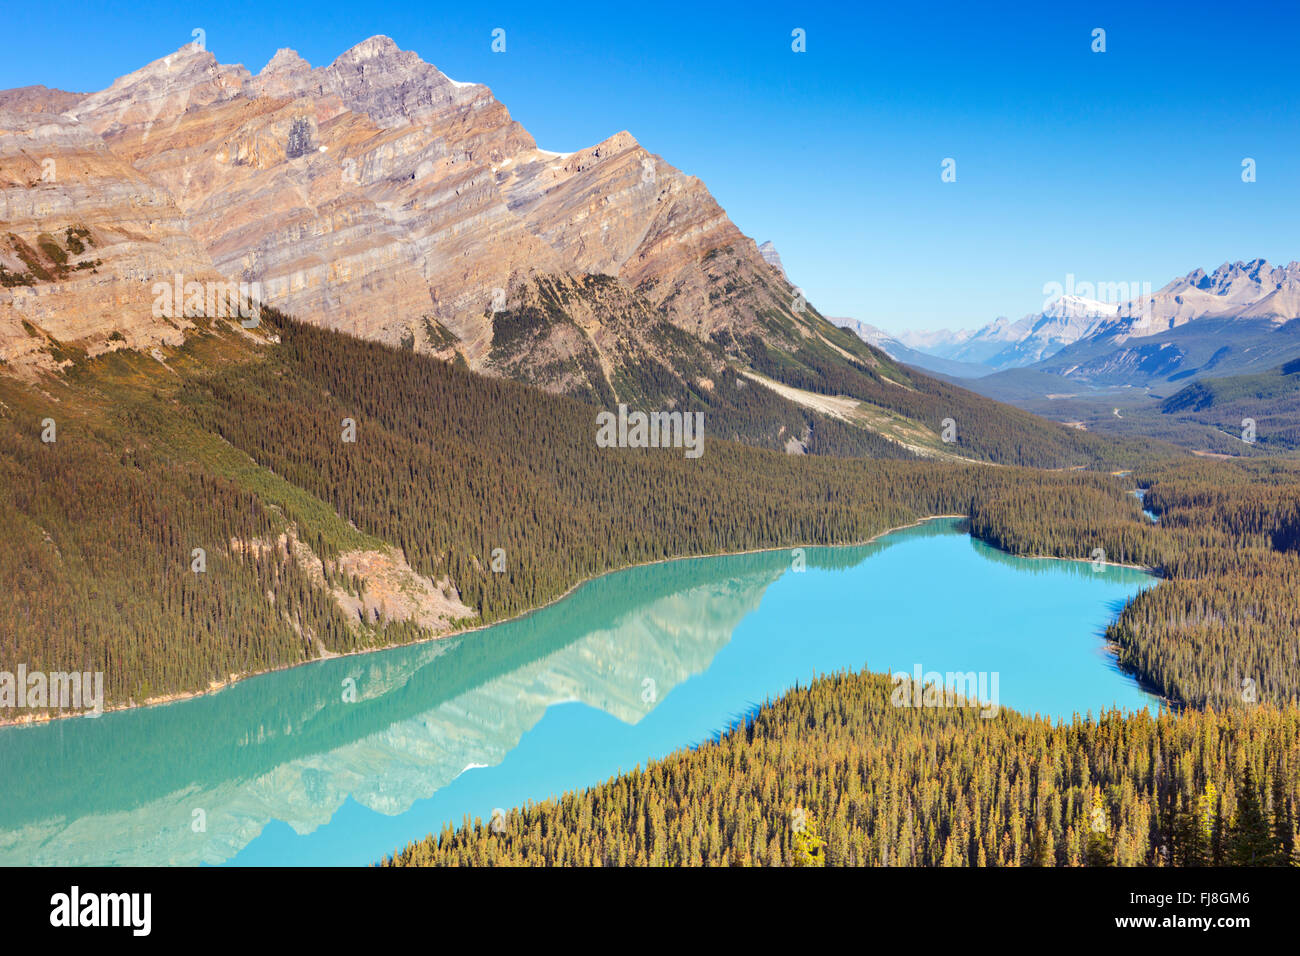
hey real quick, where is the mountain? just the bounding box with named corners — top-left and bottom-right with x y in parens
top-left (896, 260), bottom-right (1300, 387)
top-left (12, 36), bottom-right (816, 397)
top-left (950, 260), bottom-right (1300, 390)
top-left (757, 240), bottom-right (786, 279)
top-left (1095, 259), bottom-right (1300, 340)
top-left (1, 39), bottom-right (774, 373)
top-left (0, 34), bottom-right (1146, 468)
top-left (931, 261), bottom-right (1300, 453)
top-left (0, 38), bottom-right (910, 457)
top-left (892, 294), bottom-right (1117, 374)
top-left (830, 317), bottom-right (992, 378)
top-left (982, 295), bottom-right (1119, 368)
top-left (1027, 261), bottom-right (1300, 387)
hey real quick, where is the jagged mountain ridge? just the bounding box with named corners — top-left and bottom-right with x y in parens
top-left (890, 294), bottom-right (1118, 374)
top-left (1027, 260), bottom-right (1300, 386)
top-left (892, 260), bottom-right (1300, 384)
top-left (3, 36), bottom-right (816, 399)
top-left (0, 35), bottom-right (1145, 470)
top-left (1106, 259), bottom-right (1300, 338)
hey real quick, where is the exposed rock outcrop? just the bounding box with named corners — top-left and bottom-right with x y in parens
top-left (2, 36), bottom-right (809, 393)
top-left (0, 109), bottom-right (223, 374)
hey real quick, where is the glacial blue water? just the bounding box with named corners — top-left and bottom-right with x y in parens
top-left (0, 518), bottom-right (1155, 866)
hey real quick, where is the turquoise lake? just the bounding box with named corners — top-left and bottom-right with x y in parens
top-left (0, 518), bottom-right (1156, 866)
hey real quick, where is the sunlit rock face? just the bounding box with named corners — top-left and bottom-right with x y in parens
top-left (0, 108), bottom-right (225, 375)
top-left (3, 36), bottom-right (802, 389)
top-left (0, 86), bottom-right (87, 115)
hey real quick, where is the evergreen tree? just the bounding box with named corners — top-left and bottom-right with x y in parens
top-left (1084, 789), bottom-right (1113, 867)
top-left (1230, 765), bottom-right (1279, 866)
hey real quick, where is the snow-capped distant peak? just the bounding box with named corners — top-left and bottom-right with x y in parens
top-left (1042, 294), bottom-right (1119, 319)
top-left (828, 316), bottom-right (895, 349)
top-left (897, 295), bottom-right (1119, 371)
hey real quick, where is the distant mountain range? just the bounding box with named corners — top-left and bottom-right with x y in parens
top-left (892, 294), bottom-right (1118, 373)
top-left (838, 260), bottom-right (1300, 391)
top-left (828, 317), bottom-right (993, 379)
top-left (1025, 261), bottom-right (1300, 388)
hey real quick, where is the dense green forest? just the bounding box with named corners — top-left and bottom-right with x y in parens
top-left (1156, 358), bottom-right (1300, 452)
top-left (384, 670), bottom-right (1300, 867)
top-left (6, 303), bottom-right (1300, 871)
top-left (967, 458), bottom-right (1300, 708)
top-left (735, 322), bottom-right (1165, 469)
top-left (482, 274), bottom-right (913, 459)
top-left (1, 309), bottom-right (1298, 718)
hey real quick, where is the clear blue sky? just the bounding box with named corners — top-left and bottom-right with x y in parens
top-left (4, 0), bottom-right (1298, 331)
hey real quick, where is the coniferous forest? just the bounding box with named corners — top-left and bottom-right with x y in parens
top-left (3, 310), bottom-right (1300, 868)
top-left (384, 671), bottom-right (1300, 867)
top-left (3, 311), bottom-right (1298, 715)
top-left (7, 1), bottom-right (1300, 899)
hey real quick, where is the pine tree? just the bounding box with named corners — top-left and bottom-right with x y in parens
top-left (1230, 765), bottom-right (1279, 866)
top-left (1270, 770), bottom-right (1295, 864)
top-left (1084, 789), bottom-right (1113, 866)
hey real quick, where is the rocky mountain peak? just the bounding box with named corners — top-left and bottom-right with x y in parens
top-left (317, 36), bottom-right (484, 127)
top-left (758, 241), bottom-right (787, 279)
top-left (260, 48), bottom-right (312, 77)
top-left (1196, 259), bottom-right (1277, 297)
top-left (2, 34), bottom-right (804, 392)
top-left (335, 35), bottom-right (403, 64)
top-left (1043, 294), bottom-right (1116, 319)
top-left (250, 48), bottom-right (316, 99)
top-left (68, 43), bottom-right (250, 132)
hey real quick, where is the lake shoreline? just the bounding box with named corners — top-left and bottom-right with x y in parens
top-left (0, 513), bottom-right (1162, 728)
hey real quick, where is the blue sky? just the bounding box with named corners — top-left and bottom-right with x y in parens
top-left (4, 0), bottom-right (1298, 331)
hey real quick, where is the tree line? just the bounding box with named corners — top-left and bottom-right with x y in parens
top-left (383, 670), bottom-right (1300, 867)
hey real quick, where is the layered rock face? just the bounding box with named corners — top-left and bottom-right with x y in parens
top-left (0, 109), bottom-right (224, 374)
top-left (0, 86), bottom-right (86, 115)
top-left (1098, 259), bottom-right (1300, 339)
top-left (2, 36), bottom-right (806, 393)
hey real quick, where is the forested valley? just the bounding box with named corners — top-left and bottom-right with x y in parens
top-left (5, 304), bottom-right (1300, 870)
top-left (2, 310), bottom-right (1299, 721)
